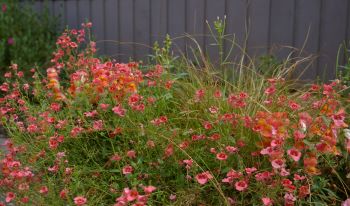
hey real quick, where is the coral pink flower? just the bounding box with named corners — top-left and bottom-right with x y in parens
top-left (225, 146), bottom-right (238, 153)
top-left (287, 148), bottom-right (302, 162)
top-left (342, 198), bottom-right (350, 206)
top-left (126, 150), bottom-right (136, 159)
top-left (293, 130), bottom-right (306, 140)
top-left (112, 105), bottom-right (126, 117)
top-left (39, 186), bottom-right (48, 194)
top-left (214, 90), bottom-right (222, 98)
top-left (2, 4), bottom-right (7, 12)
top-left (195, 171), bottom-right (213, 185)
top-left (216, 152), bottom-right (228, 161)
top-left (122, 165), bottom-right (133, 175)
top-left (245, 167), bottom-right (257, 175)
top-left (271, 158), bottom-right (285, 169)
top-left (124, 188), bottom-right (138, 202)
top-left (74, 196), bottom-right (87, 206)
top-left (5, 192), bottom-right (15, 203)
top-left (143, 185), bottom-right (156, 194)
top-left (60, 189), bottom-right (68, 199)
top-left (262, 197), bottom-right (273, 206)
top-left (235, 180), bottom-right (248, 191)
top-left (289, 101), bottom-right (301, 110)
top-left (99, 103), bottom-right (110, 111)
top-left (169, 194), bottom-right (177, 201)
top-left (208, 106), bottom-right (219, 114)
top-left (264, 86), bottom-right (276, 95)
top-left (203, 121), bottom-right (213, 130)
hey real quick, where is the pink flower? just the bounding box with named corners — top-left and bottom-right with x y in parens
top-left (39, 186), bottom-right (48, 194)
top-left (234, 180), bottom-right (248, 191)
top-left (245, 167), bottom-right (257, 175)
top-left (99, 103), bottom-right (110, 111)
top-left (262, 197), bottom-right (273, 206)
top-left (2, 4), bottom-right (7, 12)
top-left (293, 130), bottom-right (306, 140)
top-left (271, 158), bottom-right (285, 169)
top-left (216, 152), bottom-right (228, 161)
top-left (225, 146), bottom-right (238, 153)
top-left (203, 121), bottom-right (213, 130)
top-left (264, 86), bottom-right (276, 95)
top-left (126, 150), bottom-right (136, 159)
top-left (5, 192), bottom-right (15, 203)
top-left (289, 101), bottom-right (301, 110)
top-left (93, 120), bottom-right (103, 130)
top-left (169, 194), bottom-right (177, 201)
top-left (60, 189), bottom-right (68, 199)
top-left (122, 165), bottom-right (133, 175)
top-left (7, 37), bottom-right (14, 45)
top-left (195, 171), bottom-right (213, 185)
top-left (208, 106), bottom-right (219, 114)
top-left (123, 188), bottom-right (138, 202)
top-left (112, 105), bottom-right (126, 117)
top-left (74, 196), bottom-right (87, 206)
top-left (143, 185), bottom-right (156, 194)
top-left (342, 198), bottom-right (350, 206)
top-left (287, 148), bottom-right (301, 162)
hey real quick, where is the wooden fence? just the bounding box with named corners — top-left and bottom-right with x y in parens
top-left (28, 0), bottom-right (350, 80)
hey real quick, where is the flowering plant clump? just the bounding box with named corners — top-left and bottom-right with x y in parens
top-left (1, 23), bottom-right (350, 205)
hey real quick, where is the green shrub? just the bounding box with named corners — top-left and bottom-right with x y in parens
top-left (0, 0), bottom-right (58, 78)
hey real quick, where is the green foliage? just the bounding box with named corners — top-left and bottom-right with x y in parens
top-left (0, 0), bottom-right (58, 77)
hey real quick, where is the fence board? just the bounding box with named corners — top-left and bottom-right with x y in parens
top-left (105, 0), bottom-right (119, 58)
top-left (77, 0), bottom-right (90, 26)
top-left (225, 0), bottom-right (248, 63)
top-left (246, 0), bottom-right (271, 58)
top-left (66, 0), bottom-right (78, 30)
top-left (53, 0), bottom-right (65, 30)
top-left (318, 0), bottom-right (348, 80)
top-left (91, 0), bottom-right (105, 54)
top-left (269, 0), bottom-right (295, 60)
top-left (294, 0), bottom-right (321, 81)
top-left (25, 0), bottom-right (350, 80)
top-left (186, 0), bottom-right (205, 60)
top-left (150, 0), bottom-right (167, 46)
top-left (168, 0), bottom-right (186, 55)
top-left (119, 0), bottom-right (134, 62)
top-left (134, 0), bottom-right (151, 61)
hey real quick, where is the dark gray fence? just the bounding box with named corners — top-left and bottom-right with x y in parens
top-left (29, 0), bottom-right (350, 80)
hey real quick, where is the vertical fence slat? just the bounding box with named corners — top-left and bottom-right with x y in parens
top-left (32, 0), bottom-right (43, 13)
top-left (77, 0), bottom-right (90, 24)
top-left (205, 0), bottom-right (226, 63)
top-left (269, 0), bottom-right (295, 60)
top-left (294, 0), bottom-right (321, 81)
top-left (168, 0), bottom-right (186, 55)
top-left (318, 0), bottom-right (348, 80)
top-left (186, 0), bottom-right (205, 61)
top-left (186, 0), bottom-right (205, 59)
top-left (225, 0), bottom-right (248, 63)
top-left (247, 0), bottom-right (271, 58)
top-left (91, 0), bottom-right (105, 55)
top-left (150, 0), bottom-right (167, 47)
top-left (105, 0), bottom-right (119, 58)
top-left (66, 0), bottom-right (78, 29)
top-left (134, 0), bottom-right (151, 61)
top-left (53, 0), bottom-right (65, 31)
top-left (119, 0), bottom-right (134, 62)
